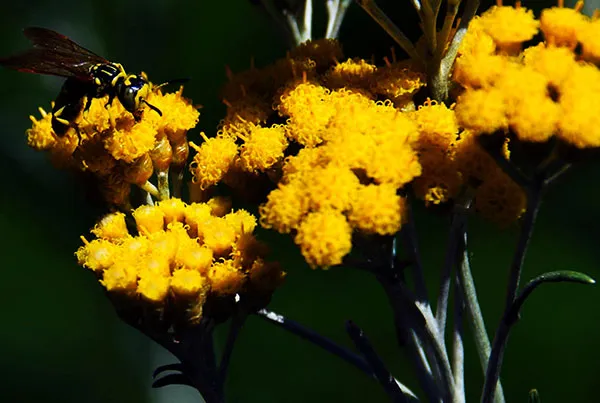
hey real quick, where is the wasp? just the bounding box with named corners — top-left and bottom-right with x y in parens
top-left (0, 27), bottom-right (162, 136)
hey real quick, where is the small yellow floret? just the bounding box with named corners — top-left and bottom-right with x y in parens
top-left (479, 5), bottom-right (539, 51)
top-left (224, 209), bottom-right (257, 235)
top-left (540, 6), bottom-right (588, 48)
top-left (278, 82), bottom-right (333, 147)
top-left (200, 217), bottom-right (237, 256)
top-left (348, 184), bottom-right (406, 235)
top-left (105, 120), bottom-right (156, 163)
top-left (91, 212), bottom-right (130, 241)
top-left (207, 196), bottom-right (232, 217)
top-left (248, 259), bottom-right (286, 291)
top-left (259, 183), bottom-right (309, 233)
top-left (157, 198), bottom-right (187, 224)
top-left (455, 89), bottom-right (508, 134)
top-left (412, 100), bottom-right (459, 151)
top-left (171, 268), bottom-right (208, 296)
top-left (238, 125), bottom-right (288, 172)
top-left (522, 44), bottom-right (578, 88)
top-left (294, 209), bottom-right (352, 269)
top-left (326, 58), bottom-right (377, 90)
top-left (76, 239), bottom-right (116, 272)
top-left (207, 260), bottom-right (246, 295)
top-left (133, 205), bottom-right (165, 235)
top-left (580, 20), bottom-right (600, 63)
top-left (26, 108), bottom-right (56, 150)
top-left (137, 273), bottom-right (170, 303)
top-left (189, 135), bottom-right (239, 189)
top-left (177, 243), bottom-right (213, 273)
top-left (101, 261), bottom-right (138, 293)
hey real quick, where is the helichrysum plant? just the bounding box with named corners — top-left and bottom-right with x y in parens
top-left (8, 0), bottom-right (600, 401)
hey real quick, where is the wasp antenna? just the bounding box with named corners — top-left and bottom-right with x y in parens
top-left (155, 77), bottom-right (191, 90)
top-left (143, 100), bottom-right (162, 116)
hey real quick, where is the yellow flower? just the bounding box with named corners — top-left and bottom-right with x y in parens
top-left (200, 217), bottom-right (238, 256)
top-left (540, 3), bottom-right (587, 48)
top-left (189, 133), bottom-right (239, 189)
top-left (207, 260), bottom-right (246, 295)
top-left (171, 268), bottom-right (209, 297)
top-left (277, 81), bottom-right (333, 147)
top-left (522, 44), bottom-right (578, 89)
top-left (91, 212), bottom-right (130, 241)
top-left (157, 198), bottom-right (187, 224)
top-left (302, 165), bottom-right (360, 211)
top-left (455, 89), bottom-right (508, 134)
top-left (76, 238), bottom-right (116, 272)
top-left (224, 209), bottom-right (257, 235)
top-left (453, 53), bottom-right (508, 88)
top-left (238, 124), bottom-right (288, 172)
top-left (458, 17), bottom-right (496, 57)
top-left (104, 120), bottom-right (156, 163)
top-left (207, 196), bottom-right (232, 217)
top-left (580, 19), bottom-right (600, 63)
top-left (137, 272), bottom-right (170, 303)
top-left (557, 64), bottom-right (600, 148)
top-left (411, 99), bottom-right (459, 152)
top-left (26, 106), bottom-right (56, 150)
top-left (325, 58), bottom-right (377, 91)
top-left (100, 261), bottom-right (138, 293)
top-left (509, 95), bottom-right (559, 143)
top-left (348, 184), bottom-right (407, 235)
top-left (132, 205), bottom-right (166, 235)
top-left (145, 87), bottom-right (200, 141)
top-left (370, 60), bottom-right (426, 105)
top-left (294, 209), bottom-right (352, 269)
top-left (259, 183), bottom-right (309, 233)
top-left (478, 5), bottom-right (539, 53)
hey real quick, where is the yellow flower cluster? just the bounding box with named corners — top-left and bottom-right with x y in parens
top-left (453, 2), bottom-right (600, 148)
top-left (408, 99), bottom-right (526, 223)
top-left (188, 40), bottom-right (429, 268)
top-left (27, 86), bottom-right (199, 206)
top-left (76, 198), bottom-right (284, 326)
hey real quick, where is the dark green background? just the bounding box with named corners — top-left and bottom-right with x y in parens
top-left (1, 1), bottom-right (599, 402)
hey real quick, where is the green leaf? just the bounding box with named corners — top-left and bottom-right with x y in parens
top-left (528, 389), bottom-right (540, 403)
top-left (509, 270), bottom-right (595, 324)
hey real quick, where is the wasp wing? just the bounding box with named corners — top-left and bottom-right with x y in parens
top-left (0, 27), bottom-right (108, 79)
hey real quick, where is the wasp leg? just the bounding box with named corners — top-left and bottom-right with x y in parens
top-left (53, 106), bottom-right (83, 143)
top-left (104, 92), bottom-right (116, 110)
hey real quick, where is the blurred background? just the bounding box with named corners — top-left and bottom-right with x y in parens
top-left (1, 0), bottom-right (599, 402)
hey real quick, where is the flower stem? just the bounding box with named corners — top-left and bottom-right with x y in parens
top-left (481, 187), bottom-right (543, 403)
top-left (346, 321), bottom-right (418, 403)
top-left (157, 169), bottom-right (170, 200)
top-left (355, 0), bottom-right (423, 63)
top-left (452, 272), bottom-right (465, 403)
top-left (457, 232), bottom-right (505, 403)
